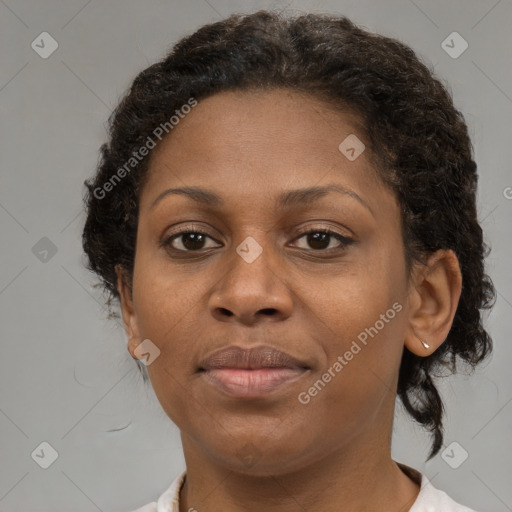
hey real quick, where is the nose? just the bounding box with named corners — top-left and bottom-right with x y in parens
top-left (208, 237), bottom-right (294, 325)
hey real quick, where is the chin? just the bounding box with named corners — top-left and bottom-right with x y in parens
top-left (206, 432), bottom-right (318, 478)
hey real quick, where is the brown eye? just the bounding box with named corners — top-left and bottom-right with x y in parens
top-left (292, 229), bottom-right (353, 251)
top-left (163, 231), bottom-right (220, 252)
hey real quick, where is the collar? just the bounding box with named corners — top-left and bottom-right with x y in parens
top-left (155, 463), bottom-right (472, 512)
top-left (156, 470), bottom-right (186, 512)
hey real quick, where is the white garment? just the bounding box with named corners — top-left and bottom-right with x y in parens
top-left (129, 464), bottom-right (477, 512)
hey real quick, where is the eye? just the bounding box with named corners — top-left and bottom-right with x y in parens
top-left (161, 226), bottom-right (354, 255)
top-left (162, 229), bottom-right (220, 252)
top-left (291, 228), bottom-right (354, 251)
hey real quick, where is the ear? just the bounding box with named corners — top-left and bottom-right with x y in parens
top-left (405, 249), bottom-right (462, 356)
top-left (115, 264), bottom-right (141, 360)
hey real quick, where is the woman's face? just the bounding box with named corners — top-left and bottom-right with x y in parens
top-left (121, 89), bottom-right (413, 475)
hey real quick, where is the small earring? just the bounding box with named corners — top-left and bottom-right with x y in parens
top-left (413, 332), bottom-right (430, 350)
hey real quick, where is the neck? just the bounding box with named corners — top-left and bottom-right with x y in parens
top-left (178, 426), bottom-right (420, 512)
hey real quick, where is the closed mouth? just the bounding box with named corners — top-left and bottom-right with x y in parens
top-left (198, 345), bottom-right (309, 372)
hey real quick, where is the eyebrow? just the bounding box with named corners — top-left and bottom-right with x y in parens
top-left (150, 184), bottom-right (372, 214)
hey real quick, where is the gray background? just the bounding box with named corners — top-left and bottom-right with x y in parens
top-left (0, 0), bottom-right (511, 511)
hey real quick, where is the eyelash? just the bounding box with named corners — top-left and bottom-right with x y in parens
top-left (161, 225), bottom-right (354, 255)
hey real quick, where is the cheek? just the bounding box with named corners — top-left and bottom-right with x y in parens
top-left (300, 235), bottom-right (407, 415)
top-left (132, 240), bottom-right (203, 340)
top-left (294, 296), bottom-right (406, 449)
top-left (314, 239), bottom-right (407, 350)
top-left (131, 254), bottom-right (203, 411)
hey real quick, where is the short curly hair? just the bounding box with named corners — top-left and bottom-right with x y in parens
top-left (82, 10), bottom-right (495, 459)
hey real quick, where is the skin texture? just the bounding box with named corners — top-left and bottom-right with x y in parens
top-left (116, 89), bottom-right (462, 512)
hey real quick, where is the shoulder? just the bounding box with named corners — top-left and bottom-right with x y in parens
top-left (400, 464), bottom-right (478, 512)
top-left (126, 471), bottom-right (186, 512)
top-left (411, 482), bottom-right (477, 512)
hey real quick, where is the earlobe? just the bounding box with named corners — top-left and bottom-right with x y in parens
top-left (404, 249), bottom-right (462, 356)
top-left (115, 265), bottom-right (141, 359)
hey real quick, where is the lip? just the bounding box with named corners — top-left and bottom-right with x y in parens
top-left (199, 345), bottom-right (309, 371)
top-left (198, 345), bottom-right (310, 399)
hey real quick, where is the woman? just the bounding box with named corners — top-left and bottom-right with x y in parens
top-left (82, 10), bottom-right (495, 512)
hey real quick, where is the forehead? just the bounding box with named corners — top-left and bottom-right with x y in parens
top-left (140, 88), bottom-right (387, 212)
